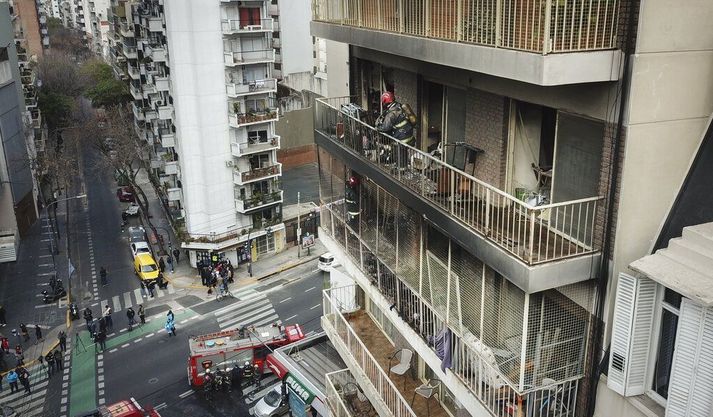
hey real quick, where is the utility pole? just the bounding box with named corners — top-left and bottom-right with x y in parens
top-left (297, 191), bottom-right (301, 259)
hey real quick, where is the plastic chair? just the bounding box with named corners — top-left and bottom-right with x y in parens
top-left (411, 379), bottom-right (441, 417)
top-left (388, 348), bottom-right (413, 389)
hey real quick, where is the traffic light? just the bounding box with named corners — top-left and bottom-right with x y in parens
top-left (345, 172), bottom-right (360, 225)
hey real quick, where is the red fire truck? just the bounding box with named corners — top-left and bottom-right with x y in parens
top-left (187, 323), bottom-right (304, 387)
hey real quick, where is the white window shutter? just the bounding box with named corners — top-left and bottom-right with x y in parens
top-left (665, 299), bottom-right (713, 417)
top-left (607, 273), bottom-right (657, 396)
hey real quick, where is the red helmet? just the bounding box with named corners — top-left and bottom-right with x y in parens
top-left (381, 91), bottom-right (394, 106)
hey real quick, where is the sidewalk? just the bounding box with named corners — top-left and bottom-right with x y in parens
top-left (132, 168), bottom-right (326, 293)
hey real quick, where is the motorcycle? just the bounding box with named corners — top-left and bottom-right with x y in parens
top-left (69, 303), bottom-right (79, 320)
top-left (42, 285), bottom-right (66, 303)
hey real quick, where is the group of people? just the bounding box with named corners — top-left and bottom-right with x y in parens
top-left (203, 361), bottom-right (262, 399)
top-left (199, 259), bottom-right (234, 295)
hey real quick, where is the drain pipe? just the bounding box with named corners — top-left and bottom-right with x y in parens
top-left (585, 3), bottom-right (639, 417)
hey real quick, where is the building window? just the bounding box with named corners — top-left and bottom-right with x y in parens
top-left (255, 233), bottom-right (275, 254)
top-left (650, 288), bottom-right (682, 401)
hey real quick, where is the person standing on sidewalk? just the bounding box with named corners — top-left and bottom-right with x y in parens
top-left (18, 367), bottom-right (30, 394)
top-left (103, 305), bottom-right (113, 329)
top-left (0, 305), bottom-right (7, 326)
top-left (45, 351), bottom-right (55, 377)
top-left (53, 350), bottom-right (62, 370)
top-left (34, 325), bottom-right (42, 343)
top-left (97, 329), bottom-right (106, 352)
top-left (6, 369), bottom-right (18, 393)
top-left (126, 307), bottom-right (136, 331)
top-left (100, 266), bottom-right (108, 286)
top-left (19, 324), bottom-right (29, 342)
top-left (138, 305), bottom-right (145, 325)
top-left (158, 257), bottom-right (166, 274)
top-left (167, 255), bottom-right (174, 273)
top-left (58, 331), bottom-right (67, 352)
top-left (172, 248), bottom-right (180, 263)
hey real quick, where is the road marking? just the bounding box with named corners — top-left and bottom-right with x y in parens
top-left (168, 284), bottom-right (176, 294)
top-left (279, 297), bottom-right (292, 303)
top-left (112, 295), bottom-right (121, 312)
top-left (145, 333), bottom-right (154, 338)
top-left (37, 272), bottom-right (54, 276)
top-left (40, 239), bottom-right (50, 242)
top-left (123, 292), bottom-right (133, 309)
top-left (35, 304), bottom-right (52, 309)
top-left (38, 263), bottom-right (53, 267)
top-left (178, 390), bottom-right (194, 399)
top-left (310, 304), bottom-right (321, 310)
top-left (39, 255), bottom-right (52, 258)
top-left (218, 303), bottom-right (274, 328)
top-left (109, 349), bottom-right (117, 353)
top-left (285, 314), bottom-right (298, 321)
top-left (214, 296), bottom-right (270, 317)
top-left (133, 288), bottom-right (143, 304)
top-left (121, 343), bottom-right (130, 348)
top-left (305, 286), bottom-right (316, 292)
top-left (223, 310), bottom-right (278, 331)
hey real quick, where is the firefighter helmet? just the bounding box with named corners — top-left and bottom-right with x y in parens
top-left (381, 91), bottom-right (395, 106)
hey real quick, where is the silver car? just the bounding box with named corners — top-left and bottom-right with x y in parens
top-left (253, 385), bottom-right (288, 417)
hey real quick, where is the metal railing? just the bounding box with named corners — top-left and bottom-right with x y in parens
top-left (235, 190), bottom-right (284, 211)
top-left (222, 18), bottom-right (274, 32)
top-left (323, 286), bottom-right (418, 417)
top-left (230, 136), bottom-right (280, 156)
top-left (315, 97), bottom-right (602, 265)
top-left (226, 78), bottom-right (278, 96)
top-left (312, 0), bottom-right (619, 54)
top-left (224, 49), bottom-right (275, 65)
top-left (325, 370), bottom-right (357, 417)
top-left (234, 163), bottom-right (282, 184)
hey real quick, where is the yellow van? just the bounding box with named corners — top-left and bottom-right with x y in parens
top-left (134, 253), bottom-right (159, 281)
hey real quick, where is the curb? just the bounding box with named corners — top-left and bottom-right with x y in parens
top-left (256, 254), bottom-right (320, 282)
top-left (0, 340), bottom-right (60, 378)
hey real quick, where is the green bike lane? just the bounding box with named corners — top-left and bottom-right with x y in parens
top-left (68, 308), bottom-right (197, 416)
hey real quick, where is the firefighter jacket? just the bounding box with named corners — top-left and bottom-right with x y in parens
top-left (376, 102), bottom-right (414, 143)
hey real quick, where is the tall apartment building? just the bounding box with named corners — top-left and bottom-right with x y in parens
top-left (109, 0), bottom-right (285, 267)
top-left (309, 1), bottom-right (713, 417)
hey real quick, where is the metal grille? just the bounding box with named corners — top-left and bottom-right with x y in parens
top-left (453, 247), bottom-right (484, 338)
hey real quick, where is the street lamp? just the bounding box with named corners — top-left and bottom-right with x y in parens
top-left (45, 193), bottom-right (87, 256)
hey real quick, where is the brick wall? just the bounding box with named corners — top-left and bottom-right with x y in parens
top-left (278, 144), bottom-right (316, 169)
top-left (465, 89), bottom-right (509, 189)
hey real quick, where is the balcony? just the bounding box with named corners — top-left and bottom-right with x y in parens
top-left (224, 49), bottom-right (275, 66)
top-left (311, 0), bottom-right (622, 86)
top-left (164, 161), bottom-right (179, 176)
top-left (156, 104), bottom-right (173, 120)
top-left (315, 97), bottom-right (603, 292)
top-left (129, 84), bottom-right (142, 100)
top-left (120, 22), bottom-right (133, 37)
top-left (127, 64), bottom-right (140, 79)
top-left (230, 135), bottom-right (280, 157)
top-left (323, 278), bottom-right (581, 417)
top-left (325, 370), bottom-right (379, 417)
top-left (235, 190), bottom-right (283, 213)
top-left (233, 163), bottom-right (282, 185)
top-left (222, 18), bottom-right (274, 34)
top-left (145, 44), bottom-right (166, 62)
top-left (167, 187), bottom-right (182, 201)
top-left (122, 44), bottom-right (137, 59)
top-left (272, 38), bottom-right (281, 48)
top-left (155, 76), bottom-right (170, 92)
top-left (226, 78), bottom-right (277, 97)
top-left (228, 109), bottom-right (278, 128)
top-left (268, 4), bottom-right (279, 15)
top-left (159, 128), bottom-right (175, 148)
top-left (147, 17), bottom-right (163, 32)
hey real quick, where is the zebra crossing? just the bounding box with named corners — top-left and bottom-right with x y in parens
top-left (0, 362), bottom-right (55, 417)
top-left (214, 289), bottom-right (280, 331)
top-left (98, 284), bottom-right (177, 313)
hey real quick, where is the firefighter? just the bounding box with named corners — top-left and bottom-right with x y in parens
top-left (375, 91), bottom-right (416, 169)
top-left (345, 173), bottom-right (360, 226)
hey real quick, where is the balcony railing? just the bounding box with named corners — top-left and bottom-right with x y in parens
top-left (323, 287), bottom-right (417, 417)
top-left (315, 97), bottom-right (603, 265)
top-left (224, 49), bottom-right (275, 66)
top-left (233, 163), bottom-right (282, 185)
top-left (222, 18), bottom-right (274, 33)
top-left (226, 78), bottom-right (278, 97)
top-left (312, 0), bottom-right (619, 54)
top-left (324, 281), bottom-right (580, 417)
top-left (230, 135), bottom-right (280, 157)
top-left (235, 190), bottom-right (283, 212)
top-left (229, 109), bottom-right (279, 128)
top-left (325, 370), bottom-right (379, 417)
top-left (122, 44), bottom-right (137, 58)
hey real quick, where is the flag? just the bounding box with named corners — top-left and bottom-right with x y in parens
top-left (68, 260), bottom-right (75, 278)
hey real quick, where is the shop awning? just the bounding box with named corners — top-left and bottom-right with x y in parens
top-left (630, 222), bottom-right (713, 307)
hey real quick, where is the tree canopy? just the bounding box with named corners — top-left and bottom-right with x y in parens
top-left (82, 60), bottom-right (131, 108)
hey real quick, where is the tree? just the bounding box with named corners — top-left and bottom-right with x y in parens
top-left (47, 19), bottom-right (90, 59)
top-left (81, 59), bottom-right (131, 107)
top-left (38, 90), bottom-right (74, 131)
top-left (36, 51), bottom-right (88, 130)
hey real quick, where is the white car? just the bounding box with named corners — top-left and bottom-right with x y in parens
top-left (253, 385), bottom-right (288, 417)
top-left (318, 252), bottom-right (339, 271)
top-left (130, 242), bottom-right (151, 258)
top-left (124, 203), bottom-right (140, 217)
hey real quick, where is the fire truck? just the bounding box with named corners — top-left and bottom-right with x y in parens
top-left (187, 323), bottom-right (304, 387)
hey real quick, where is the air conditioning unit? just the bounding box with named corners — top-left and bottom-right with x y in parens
top-left (225, 160), bottom-right (234, 168)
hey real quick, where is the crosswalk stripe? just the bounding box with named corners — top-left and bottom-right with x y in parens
top-left (221, 308), bottom-right (277, 330)
top-left (156, 287), bottom-right (164, 297)
top-left (168, 284), bottom-right (176, 294)
top-left (216, 298), bottom-right (271, 322)
top-left (123, 292), bottom-right (133, 309)
top-left (252, 314), bottom-right (281, 328)
top-left (112, 295), bottom-right (122, 312)
top-left (3, 383), bottom-right (49, 407)
top-left (11, 397), bottom-right (46, 416)
top-left (217, 301), bottom-right (272, 325)
top-left (101, 299), bottom-right (108, 310)
top-left (134, 288), bottom-right (143, 304)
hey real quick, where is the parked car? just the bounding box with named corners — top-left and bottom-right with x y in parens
top-left (116, 186), bottom-right (135, 203)
top-left (134, 253), bottom-right (159, 282)
top-left (74, 398), bottom-right (161, 417)
top-left (128, 226), bottom-right (147, 244)
top-left (253, 385), bottom-right (288, 417)
top-left (130, 242), bottom-right (151, 258)
top-left (318, 252), bottom-right (339, 271)
top-left (124, 203), bottom-right (140, 217)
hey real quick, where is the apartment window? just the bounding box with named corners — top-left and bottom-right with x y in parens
top-left (650, 288), bottom-right (682, 402)
top-left (248, 130), bottom-right (268, 144)
top-left (255, 233), bottom-right (275, 254)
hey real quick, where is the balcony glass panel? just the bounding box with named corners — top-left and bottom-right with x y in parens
top-left (315, 97), bottom-right (603, 266)
top-left (312, 0), bottom-right (619, 54)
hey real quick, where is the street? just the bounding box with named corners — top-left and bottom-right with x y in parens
top-left (0, 143), bottom-right (326, 417)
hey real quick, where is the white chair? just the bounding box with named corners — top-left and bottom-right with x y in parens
top-left (411, 379), bottom-right (441, 417)
top-left (388, 348), bottom-right (413, 389)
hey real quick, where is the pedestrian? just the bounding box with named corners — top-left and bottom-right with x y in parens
top-left (158, 257), bottom-right (166, 273)
top-left (140, 281), bottom-right (147, 298)
top-left (165, 317), bottom-right (176, 337)
top-left (173, 248), bottom-right (180, 263)
top-left (45, 351), bottom-right (54, 376)
top-left (103, 305), bottom-right (113, 329)
top-left (147, 280), bottom-right (156, 298)
top-left (126, 307), bottom-right (135, 331)
top-left (14, 345), bottom-right (23, 366)
top-left (11, 328), bottom-right (19, 347)
top-left (19, 324), bottom-right (29, 342)
top-left (97, 329), bottom-right (106, 351)
top-left (100, 266), bottom-right (108, 286)
top-left (138, 305), bottom-right (145, 325)
top-left (0, 305), bottom-right (6, 326)
top-left (38, 355), bottom-right (48, 377)
top-left (167, 255), bottom-right (174, 273)
top-left (98, 317), bottom-right (107, 333)
top-left (83, 307), bottom-right (93, 327)
top-left (18, 367), bottom-right (30, 394)
top-left (6, 369), bottom-right (18, 393)
top-left (167, 310), bottom-right (174, 322)
top-left (34, 325), bottom-right (42, 343)
top-left (58, 330), bottom-right (67, 352)
top-left (1, 337), bottom-right (9, 353)
top-left (53, 350), bottom-right (62, 370)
